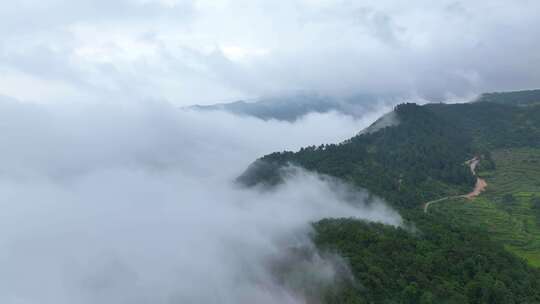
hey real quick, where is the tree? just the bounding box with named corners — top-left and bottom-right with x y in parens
top-left (402, 282), bottom-right (420, 304)
top-left (419, 291), bottom-right (434, 304)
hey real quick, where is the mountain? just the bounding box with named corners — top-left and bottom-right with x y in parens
top-left (187, 93), bottom-right (400, 121)
top-left (475, 89), bottom-right (540, 106)
top-left (189, 90), bottom-right (540, 122)
top-left (239, 96), bottom-right (540, 207)
top-left (238, 89), bottom-right (540, 303)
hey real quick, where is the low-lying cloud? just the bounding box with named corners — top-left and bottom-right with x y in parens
top-left (0, 97), bottom-right (400, 303)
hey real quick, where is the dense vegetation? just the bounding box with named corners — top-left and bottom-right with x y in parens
top-left (475, 89), bottom-right (540, 106)
top-left (434, 148), bottom-right (540, 267)
top-left (238, 90), bottom-right (540, 303)
top-left (240, 98), bottom-right (540, 209)
top-left (426, 102), bottom-right (540, 150)
top-left (239, 103), bottom-right (476, 209)
top-left (314, 217), bottom-right (540, 304)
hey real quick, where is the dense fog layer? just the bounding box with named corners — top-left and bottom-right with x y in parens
top-left (0, 98), bottom-right (400, 303)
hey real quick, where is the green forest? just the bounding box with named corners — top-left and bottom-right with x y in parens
top-left (239, 89), bottom-right (540, 303)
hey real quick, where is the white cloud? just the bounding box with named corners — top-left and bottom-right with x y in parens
top-left (1, 1), bottom-right (536, 301)
top-left (220, 45), bottom-right (270, 62)
top-left (0, 97), bottom-right (400, 303)
top-left (1, 0), bottom-right (539, 105)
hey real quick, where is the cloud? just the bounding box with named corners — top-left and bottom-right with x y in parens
top-left (7, 1), bottom-right (538, 301)
top-left (1, 0), bottom-right (539, 105)
top-left (0, 97), bottom-right (400, 303)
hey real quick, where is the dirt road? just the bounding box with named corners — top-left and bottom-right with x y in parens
top-left (423, 157), bottom-right (487, 213)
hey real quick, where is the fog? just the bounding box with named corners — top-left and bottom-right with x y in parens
top-left (0, 97), bottom-right (400, 304)
top-left (2, 0), bottom-right (538, 302)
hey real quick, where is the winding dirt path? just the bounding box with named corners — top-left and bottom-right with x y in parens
top-left (423, 157), bottom-right (487, 213)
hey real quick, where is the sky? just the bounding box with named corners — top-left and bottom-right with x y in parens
top-left (0, 1), bottom-right (538, 302)
top-left (1, 0), bottom-right (539, 105)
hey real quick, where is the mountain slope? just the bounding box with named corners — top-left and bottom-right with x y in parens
top-left (314, 217), bottom-right (540, 304)
top-left (238, 89), bottom-right (540, 303)
top-left (239, 103), bottom-right (476, 208)
top-left (239, 98), bottom-right (540, 209)
top-left (433, 147), bottom-right (540, 268)
top-left (475, 89), bottom-right (540, 106)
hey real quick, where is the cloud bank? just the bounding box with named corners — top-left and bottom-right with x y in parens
top-left (0, 97), bottom-right (400, 303)
top-left (1, 0), bottom-right (539, 104)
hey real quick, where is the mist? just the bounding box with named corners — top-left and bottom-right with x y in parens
top-left (2, 0), bottom-right (538, 302)
top-left (0, 97), bottom-right (400, 303)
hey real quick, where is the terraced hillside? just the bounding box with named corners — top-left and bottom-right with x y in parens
top-left (433, 148), bottom-right (540, 267)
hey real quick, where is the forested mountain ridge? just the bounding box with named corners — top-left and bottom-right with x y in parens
top-left (239, 95), bottom-right (540, 210)
top-left (426, 102), bottom-right (540, 150)
top-left (474, 89), bottom-right (540, 106)
top-left (313, 218), bottom-right (540, 304)
top-left (238, 90), bottom-right (540, 303)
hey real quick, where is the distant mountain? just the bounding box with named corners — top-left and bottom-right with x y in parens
top-left (187, 94), bottom-right (401, 121)
top-left (189, 89), bottom-right (540, 121)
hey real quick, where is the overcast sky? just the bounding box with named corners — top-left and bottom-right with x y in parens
top-left (1, 0), bottom-right (539, 105)
top-left (3, 2), bottom-right (538, 302)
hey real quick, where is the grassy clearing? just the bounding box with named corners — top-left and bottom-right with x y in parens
top-left (432, 148), bottom-right (540, 267)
